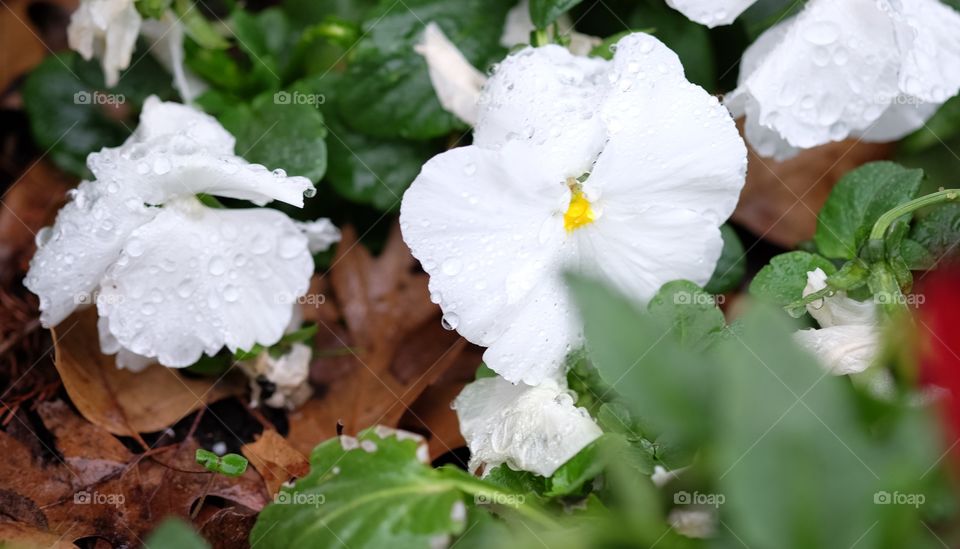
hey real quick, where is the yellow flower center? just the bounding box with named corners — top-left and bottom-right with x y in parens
top-left (563, 178), bottom-right (596, 233)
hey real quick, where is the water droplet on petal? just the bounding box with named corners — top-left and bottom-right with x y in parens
top-left (441, 313), bottom-right (459, 330)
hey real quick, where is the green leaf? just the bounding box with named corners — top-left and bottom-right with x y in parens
top-left (900, 95), bottom-right (960, 153)
top-left (646, 280), bottom-right (726, 349)
top-left (483, 465), bottom-right (548, 495)
top-left (136, 0), bottom-right (171, 19)
top-left (282, 0), bottom-right (377, 28)
top-left (567, 274), bottom-right (712, 455)
top-left (528, 0), bottom-right (584, 29)
top-left (22, 52), bottom-right (174, 177)
top-left (704, 224), bottom-right (746, 294)
top-left (901, 203), bottom-right (960, 270)
top-left (545, 437), bottom-right (604, 497)
top-left (144, 517), bottom-right (210, 549)
top-left (175, 0), bottom-right (230, 50)
top-left (324, 116), bottom-right (433, 210)
top-left (814, 162), bottom-right (924, 259)
top-left (749, 251), bottom-right (836, 307)
top-left (337, 0), bottom-right (513, 139)
top-left (252, 429), bottom-right (476, 548)
top-left (218, 92), bottom-right (327, 182)
top-left (196, 448), bottom-right (249, 477)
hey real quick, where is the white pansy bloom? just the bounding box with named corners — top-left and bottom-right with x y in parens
top-left (25, 97), bottom-right (332, 368)
top-left (726, 0), bottom-right (960, 160)
top-left (68, 0), bottom-right (142, 87)
top-left (296, 218), bottom-right (342, 254)
top-left (666, 0), bottom-right (757, 28)
top-left (793, 268), bottom-right (879, 375)
top-left (401, 34), bottom-right (747, 384)
top-left (240, 342), bottom-right (314, 410)
top-left (415, 23), bottom-right (488, 126)
top-left (140, 14), bottom-right (208, 102)
top-left (452, 375), bottom-right (602, 477)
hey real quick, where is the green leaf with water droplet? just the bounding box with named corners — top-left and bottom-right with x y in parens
top-left (749, 251), bottom-right (836, 307)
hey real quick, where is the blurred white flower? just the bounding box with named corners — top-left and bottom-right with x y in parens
top-left (68, 0), bottom-right (142, 87)
top-left (415, 22), bottom-right (488, 126)
top-left (665, 0), bottom-right (757, 28)
top-left (452, 375), bottom-right (601, 477)
top-left (401, 34), bottom-right (746, 384)
top-left (240, 342), bottom-right (314, 410)
top-left (140, 13), bottom-right (209, 102)
top-left (25, 97), bottom-right (337, 368)
top-left (726, 0), bottom-right (960, 160)
top-left (793, 268), bottom-right (879, 375)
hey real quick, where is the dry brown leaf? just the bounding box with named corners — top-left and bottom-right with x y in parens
top-left (0, 0), bottom-right (76, 92)
top-left (241, 429), bottom-right (309, 497)
top-left (288, 223), bottom-right (480, 456)
top-left (732, 122), bottom-right (893, 247)
top-left (0, 521), bottom-right (76, 549)
top-left (37, 400), bottom-right (132, 486)
top-left (51, 308), bottom-right (243, 437)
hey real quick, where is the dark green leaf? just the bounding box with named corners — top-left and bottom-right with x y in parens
top-left (749, 251), bottom-right (836, 306)
top-left (175, 0), bottom-right (230, 49)
top-left (705, 224), bottom-right (746, 294)
top-left (814, 162), bottom-right (924, 259)
top-left (338, 0), bottom-right (513, 139)
top-left (646, 280), bottom-right (726, 349)
top-left (144, 517), bottom-right (210, 549)
top-left (901, 203), bottom-right (960, 270)
top-left (528, 0), bottom-right (584, 29)
top-left (218, 92), bottom-right (327, 182)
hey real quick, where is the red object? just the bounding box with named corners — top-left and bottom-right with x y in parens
top-left (918, 268), bottom-right (960, 460)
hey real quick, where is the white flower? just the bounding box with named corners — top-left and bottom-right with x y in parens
top-left (239, 342), bottom-right (314, 410)
top-left (401, 34), bottom-right (747, 384)
top-left (665, 0), bottom-right (758, 28)
top-left (140, 13), bottom-right (208, 102)
top-left (452, 375), bottom-right (602, 477)
top-left (415, 22), bottom-right (488, 126)
top-left (793, 268), bottom-right (879, 375)
top-left (726, 0), bottom-right (960, 160)
top-left (25, 97), bottom-right (336, 368)
top-left (68, 0), bottom-right (142, 87)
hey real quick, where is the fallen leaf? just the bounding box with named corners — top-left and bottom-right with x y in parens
top-left (241, 429), bottom-right (310, 497)
top-left (289, 223), bottom-right (478, 455)
top-left (0, 521), bottom-right (75, 549)
top-left (37, 400), bottom-right (132, 486)
top-left (732, 123), bottom-right (893, 247)
top-left (199, 507), bottom-right (258, 549)
top-left (52, 308), bottom-right (244, 437)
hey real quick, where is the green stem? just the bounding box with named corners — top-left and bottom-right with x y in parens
top-left (869, 189), bottom-right (960, 241)
top-left (531, 28), bottom-right (550, 47)
top-left (447, 478), bottom-right (559, 529)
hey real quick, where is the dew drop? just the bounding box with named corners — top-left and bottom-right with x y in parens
top-left (223, 285), bottom-right (240, 302)
top-left (208, 256), bottom-right (227, 276)
top-left (153, 157), bottom-right (172, 175)
top-left (441, 313), bottom-right (459, 331)
top-left (441, 258), bottom-right (462, 276)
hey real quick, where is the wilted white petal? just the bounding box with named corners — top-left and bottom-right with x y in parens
top-left (140, 14), bottom-right (209, 103)
top-left (67, 0), bottom-right (142, 87)
top-left (453, 376), bottom-right (601, 477)
top-left (802, 268), bottom-right (876, 328)
top-left (666, 0), bottom-right (757, 27)
top-left (96, 198), bottom-right (314, 367)
top-left (794, 325), bottom-right (878, 375)
top-left (240, 342), bottom-right (313, 409)
top-left (415, 22), bottom-right (488, 126)
top-left (296, 218), bottom-right (341, 253)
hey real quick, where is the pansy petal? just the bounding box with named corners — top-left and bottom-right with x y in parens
top-left (452, 376), bottom-right (602, 477)
top-left (895, 0), bottom-right (960, 104)
top-left (727, 0), bottom-right (903, 154)
top-left (577, 207), bottom-right (724, 303)
top-left (24, 181), bottom-right (156, 327)
top-left (97, 316), bottom-right (154, 371)
top-left (296, 218), bottom-right (341, 253)
top-left (140, 15), bottom-right (209, 103)
top-left (90, 97), bottom-right (313, 207)
top-left (794, 325), bottom-right (878, 375)
top-left (415, 22), bottom-right (487, 126)
top-left (401, 144), bottom-right (570, 379)
top-left (475, 45), bottom-right (608, 181)
top-left (97, 199), bottom-right (313, 367)
top-left (666, 0), bottom-right (757, 27)
top-left (802, 268), bottom-right (877, 328)
top-left (100, 0), bottom-right (140, 86)
top-left (592, 34), bottom-right (747, 226)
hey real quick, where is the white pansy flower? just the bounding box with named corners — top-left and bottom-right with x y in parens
top-left (140, 14), bottom-right (208, 102)
top-left (726, 0), bottom-right (960, 160)
top-left (25, 97), bottom-right (334, 368)
top-left (793, 268), bottom-right (879, 375)
top-left (666, 0), bottom-right (757, 28)
top-left (240, 342), bottom-right (314, 410)
top-left (452, 375), bottom-right (601, 477)
top-left (401, 34), bottom-right (747, 384)
top-left (415, 22), bottom-right (488, 126)
top-left (68, 0), bottom-right (142, 87)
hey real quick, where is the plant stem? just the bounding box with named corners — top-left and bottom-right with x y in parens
top-left (869, 189), bottom-right (960, 241)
